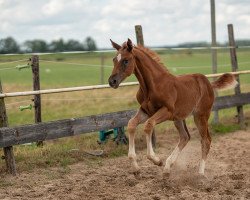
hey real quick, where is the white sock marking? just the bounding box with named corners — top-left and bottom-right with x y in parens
top-left (164, 147), bottom-right (181, 171)
top-left (199, 159), bottom-right (206, 174)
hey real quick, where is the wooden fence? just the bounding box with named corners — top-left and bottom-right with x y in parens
top-left (0, 110), bottom-right (136, 148)
top-left (1, 94), bottom-right (250, 147)
top-left (0, 24), bottom-right (250, 175)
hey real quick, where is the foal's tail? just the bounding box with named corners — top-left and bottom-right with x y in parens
top-left (211, 73), bottom-right (238, 91)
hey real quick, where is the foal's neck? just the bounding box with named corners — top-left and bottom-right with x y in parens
top-left (133, 48), bottom-right (174, 98)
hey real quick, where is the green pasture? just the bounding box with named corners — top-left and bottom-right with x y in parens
top-left (0, 49), bottom-right (249, 126)
top-left (0, 49), bottom-right (250, 89)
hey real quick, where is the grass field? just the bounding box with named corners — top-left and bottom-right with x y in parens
top-left (1, 49), bottom-right (250, 88)
top-left (0, 48), bottom-right (249, 125)
top-left (0, 49), bottom-right (249, 173)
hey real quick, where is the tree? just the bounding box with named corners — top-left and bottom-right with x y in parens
top-left (235, 39), bottom-right (250, 46)
top-left (24, 39), bottom-right (48, 53)
top-left (177, 41), bottom-right (210, 48)
top-left (0, 36), bottom-right (99, 53)
top-left (83, 37), bottom-right (97, 51)
top-left (65, 39), bottom-right (84, 51)
top-left (0, 37), bottom-right (20, 54)
top-left (49, 38), bottom-right (66, 52)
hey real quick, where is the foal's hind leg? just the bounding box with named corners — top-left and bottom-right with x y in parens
top-left (193, 114), bottom-right (211, 175)
top-left (163, 120), bottom-right (190, 176)
top-left (144, 107), bottom-right (173, 166)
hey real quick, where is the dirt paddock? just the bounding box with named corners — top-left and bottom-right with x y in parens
top-left (0, 129), bottom-right (249, 200)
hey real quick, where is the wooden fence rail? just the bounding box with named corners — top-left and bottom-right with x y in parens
top-left (213, 93), bottom-right (250, 110)
top-left (0, 110), bottom-right (136, 148)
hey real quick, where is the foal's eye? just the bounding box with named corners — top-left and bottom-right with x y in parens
top-left (123, 60), bottom-right (129, 65)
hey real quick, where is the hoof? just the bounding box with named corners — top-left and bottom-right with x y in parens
top-left (162, 170), bottom-right (170, 179)
top-left (133, 168), bottom-right (140, 174)
top-left (196, 173), bottom-right (209, 186)
top-left (130, 165), bottom-right (140, 175)
top-left (156, 159), bottom-right (163, 166)
top-left (132, 169), bottom-right (141, 179)
top-left (198, 173), bottom-right (208, 180)
top-left (147, 156), bottom-right (163, 166)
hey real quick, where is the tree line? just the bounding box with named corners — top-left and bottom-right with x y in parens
top-left (1, 36), bottom-right (249, 54)
top-left (0, 36), bottom-right (97, 54)
top-left (176, 40), bottom-right (250, 48)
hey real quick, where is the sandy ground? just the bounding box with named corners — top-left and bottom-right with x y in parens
top-left (0, 129), bottom-right (249, 200)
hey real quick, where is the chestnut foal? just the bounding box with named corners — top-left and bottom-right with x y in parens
top-left (108, 39), bottom-right (237, 177)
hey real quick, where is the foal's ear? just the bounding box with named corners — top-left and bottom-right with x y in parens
top-left (127, 38), bottom-right (133, 52)
top-left (110, 39), bottom-right (121, 51)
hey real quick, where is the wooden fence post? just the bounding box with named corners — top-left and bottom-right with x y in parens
top-left (134, 25), bottom-right (156, 148)
top-left (135, 25), bottom-right (144, 46)
top-left (31, 55), bottom-right (43, 146)
top-left (210, 0), bottom-right (219, 124)
top-left (100, 53), bottom-right (105, 84)
top-left (0, 80), bottom-right (17, 175)
top-left (227, 24), bottom-right (245, 129)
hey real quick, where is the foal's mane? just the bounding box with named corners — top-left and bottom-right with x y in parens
top-left (134, 45), bottom-right (169, 72)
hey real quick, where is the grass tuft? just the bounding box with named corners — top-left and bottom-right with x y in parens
top-left (211, 123), bottom-right (241, 134)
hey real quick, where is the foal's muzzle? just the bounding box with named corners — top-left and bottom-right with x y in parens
top-left (108, 74), bottom-right (121, 89)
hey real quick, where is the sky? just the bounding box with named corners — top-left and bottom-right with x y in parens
top-left (0, 0), bottom-right (249, 48)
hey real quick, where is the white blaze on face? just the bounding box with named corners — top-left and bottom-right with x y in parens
top-left (117, 53), bottom-right (121, 62)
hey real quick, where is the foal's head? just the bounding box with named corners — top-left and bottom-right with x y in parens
top-left (108, 39), bottom-right (135, 89)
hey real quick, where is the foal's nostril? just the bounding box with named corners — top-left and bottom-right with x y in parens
top-left (109, 78), bottom-right (116, 87)
top-left (109, 79), bottom-right (116, 85)
top-left (108, 75), bottom-right (119, 88)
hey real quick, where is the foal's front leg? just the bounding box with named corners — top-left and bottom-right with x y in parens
top-left (144, 107), bottom-right (173, 166)
top-left (127, 109), bottom-right (148, 173)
